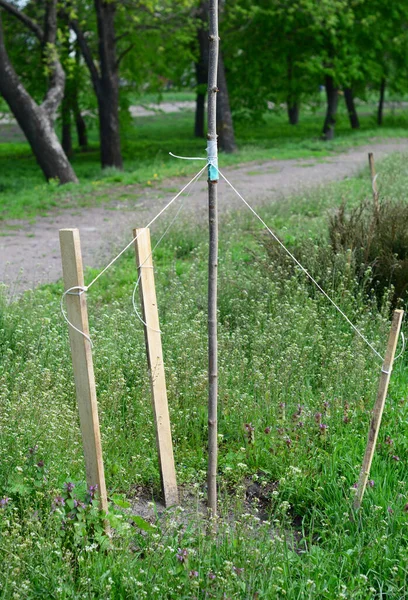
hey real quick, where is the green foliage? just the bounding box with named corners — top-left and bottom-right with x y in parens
top-left (2, 104), bottom-right (408, 219)
top-left (329, 197), bottom-right (408, 308)
top-left (1, 153), bottom-right (408, 596)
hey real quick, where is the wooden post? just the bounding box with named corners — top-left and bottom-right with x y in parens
top-left (368, 152), bottom-right (380, 214)
top-left (353, 309), bottom-right (404, 510)
top-left (59, 229), bottom-right (108, 514)
top-left (133, 228), bottom-right (178, 507)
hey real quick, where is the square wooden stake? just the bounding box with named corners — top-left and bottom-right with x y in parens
top-left (59, 228), bottom-right (108, 514)
top-left (134, 227), bottom-right (178, 507)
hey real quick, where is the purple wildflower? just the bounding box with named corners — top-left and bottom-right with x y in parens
top-left (189, 570), bottom-right (199, 578)
top-left (64, 482), bottom-right (75, 493)
top-left (387, 506), bottom-right (394, 514)
top-left (264, 427), bottom-right (271, 434)
top-left (285, 437), bottom-right (292, 448)
top-left (54, 496), bottom-right (65, 506)
top-left (88, 485), bottom-right (98, 500)
top-left (392, 455), bottom-right (400, 462)
top-left (352, 483), bottom-right (358, 489)
top-left (368, 480), bottom-right (375, 488)
top-left (385, 436), bottom-right (394, 446)
top-left (28, 445), bottom-right (38, 456)
top-left (232, 566), bottom-right (244, 576)
top-left (208, 572), bottom-right (216, 580)
top-left (314, 412), bottom-right (322, 424)
top-left (319, 423), bottom-right (328, 432)
top-left (36, 461), bottom-right (44, 468)
top-left (176, 548), bottom-right (188, 563)
top-left (0, 497), bottom-right (10, 507)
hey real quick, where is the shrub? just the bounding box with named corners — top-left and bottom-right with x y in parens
top-left (329, 198), bottom-right (408, 308)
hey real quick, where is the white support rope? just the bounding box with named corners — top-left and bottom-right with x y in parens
top-left (60, 286), bottom-right (93, 346)
top-left (216, 166), bottom-right (386, 363)
top-left (61, 163), bottom-right (208, 343)
top-left (86, 163), bottom-right (208, 291)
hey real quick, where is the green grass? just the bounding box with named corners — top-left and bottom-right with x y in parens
top-left (1, 99), bottom-right (408, 220)
top-left (1, 152), bottom-right (408, 597)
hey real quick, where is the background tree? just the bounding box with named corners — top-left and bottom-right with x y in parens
top-left (0, 0), bottom-right (77, 183)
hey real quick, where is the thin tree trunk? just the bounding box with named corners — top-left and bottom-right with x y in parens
top-left (0, 9), bottom-right (77, 184)
top-left (216, 51), bottom-right (235, 153)
top-left (194, 16), bottom-right (208, 138)
top-left (61, 89), bottom-right (73, 157)
top-left (95, 0), bottom-right (122, 169)
top-left (73, 99), bottom-right (88, 150)
top-left (287, 102), bottom-right (299, 125)
top-left (73, 46), bottom-right (88, 150)
top-left (207, 0), bottom-right (219, 518)
top-left (378, 78), bottom-right (386, 126)
top-left (287, 55), bottom-right (299, 125)
top-left (72, 1), bottom-right (122, 169)
top-left (195, 92), bottom-right (206, 138)
top-left (344, 87), bottom-right (359, 129)
top-left (322, 75), bottom-right (339, 140)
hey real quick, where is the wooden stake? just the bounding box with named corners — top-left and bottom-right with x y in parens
top-left (207, 0), bottom-right (219, 518)
top-left (133, 228), bottom-right (178, 507)
top-left (59, 229), bottom-right (108, 514)
top-left (368, 152), bottom-right (380, 214)
top-left (354, 309), bottom-right (404, 510)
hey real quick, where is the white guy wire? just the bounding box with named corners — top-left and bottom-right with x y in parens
top-left (217, 166), bottom-right (386, 363)
top-left (132, 173), bottom-right (200, 332)
top-left (86, 163), bottom-right (208, 291)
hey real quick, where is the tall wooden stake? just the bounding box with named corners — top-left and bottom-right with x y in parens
top-left (207, 0), bottom-right (219, 517)
top-left (368, 152), bottom-right (380, 214)
top-left (134, 228), bottom-right (178, 507)
top-left (354, 309), bottom-right (404, 510)
top-left (59, 229), bottom-right (108, 514)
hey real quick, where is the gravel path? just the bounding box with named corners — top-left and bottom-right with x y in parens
top-left (1, 139), bottom-right (407, 295)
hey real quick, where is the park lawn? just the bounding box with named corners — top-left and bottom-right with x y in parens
top-left (1, 151), bottom-right (408, 598)
top-left (1, 99), bottom-right (408, 220)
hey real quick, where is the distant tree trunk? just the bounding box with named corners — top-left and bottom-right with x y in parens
top-left (73, 46), bottom-right (88, 150)
top-left (73, 94), bottom-right (88, 150)
top-left (61, 90), bottom-right (73, 157)
top-left (287, 55), bottom-right (299, 125)
top-left (287, 102), bottom-right (299, 125)
top-left (71, 0), bottom-right (123, 169)
top-left (94, 0), bottom-right (122, 169)
top-left (322, 75), bottom-right (339, 140)
top-left (0, 6), bottom-right (77, 184)
top-left (216, 51), bottom-right (236, 153)
top-left (378, 78), bottom-right (386, 125)
top-left (344, 87), bottom-right (359, 129)
top-left (194, 20), bottom-right (208, 138)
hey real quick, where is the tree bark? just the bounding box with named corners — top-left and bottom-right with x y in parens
top-left (344, 87), bottom-right (360, 129)
top-left (207, 0), bottom-right (219, 519)
top-left (378, 78), bottom-right (386, 126)
top-left (94, 0), bottom-right (122, 169)
top-left (194, 10), bottom-right (208, 138)
top-left (73, 95), bottom-right (88, 150)
top-left (287, 55), bottom-right (299, 125)
top-left (322, 75), bottom-right (339, 140)
top-left (71, 1), bottom-right (122, 169)
top-left (0, 6), bottom-right (77, 184)
top-left (287, 102), bottom-right (299, 125)
top-left (61, 87), bottom-right (73, 157)
top-left (216, 51), bottom-right (236, 153)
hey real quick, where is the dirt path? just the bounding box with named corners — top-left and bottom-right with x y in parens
top-left (1, 139), bottom-right (407, 295)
